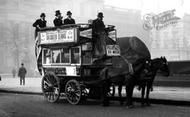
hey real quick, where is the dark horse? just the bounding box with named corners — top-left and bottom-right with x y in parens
top-left (99, 57), bottom-right (147, 107)
top-left (136, 57), bottom-right (170, 106)
top-left (121, 56), bottom-right (169, 107)
top-left (100, 56), bottom-right (169, 107)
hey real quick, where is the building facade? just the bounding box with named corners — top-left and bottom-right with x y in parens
top-left (150, 13), bottom-right (190, 61)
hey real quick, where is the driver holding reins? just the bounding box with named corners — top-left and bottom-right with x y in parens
top-left (92, 12), bottom-right (107, 62)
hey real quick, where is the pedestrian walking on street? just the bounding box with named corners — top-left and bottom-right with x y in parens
top-left (12, 68), bottom-right (16, 78)
top-left (18, 63), bottom-right (27, 85)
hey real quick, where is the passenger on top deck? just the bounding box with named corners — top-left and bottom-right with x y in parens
top-left (33, 13), bottom-right (47, 38)
top-left (63, 11), bottom-right (75, 25)
top-left (53, 10), bottom-right (63, 27)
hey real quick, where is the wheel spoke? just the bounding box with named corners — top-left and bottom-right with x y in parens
top-left (74, 90), bottom-right (80, 93)
top-left (43, 80), bottom-right (52, 92)
top-left (44, 80), bottom-right (51, 86)
top-left (74, 93), bottom-right (80, 97)
top-left (52, 92), bottom-right (55, 100)
top-left (48, 92), bottom-right (51, 100)
top-left (45, 76), bottom-right (51, 85)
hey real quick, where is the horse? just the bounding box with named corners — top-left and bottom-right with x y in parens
top-left (99, 57), bottom-right (148, 107)
top-left (136, 56), bottom-right (170, 106)
top-left (123, 58), bottom-right (149, 107)
top-left (100, 57), bottom-right (169, 108)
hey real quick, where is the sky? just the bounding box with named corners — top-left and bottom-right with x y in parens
top-left (104, 0), bottom-right (190, 17)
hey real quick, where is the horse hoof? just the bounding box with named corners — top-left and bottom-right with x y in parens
top-left (102, 102), bottom-right (110, 107)
top-left (146, 103), bottom-right (151, 106)
top-left (120, 101), bottom-right (124, 106)
top-left (126, 105), bottom-right (134, 109)
top-left (102, 104), bottom-right (109, 107)
top-left (141, 103), bottom-right (145, 107)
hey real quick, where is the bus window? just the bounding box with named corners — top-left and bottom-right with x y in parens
top-left (43, 49), bottom-right (51, 64)
top-left (61, 48), bottom-right (70, 63)
top-left (71, 48), bottom-right (80, 64)
top-left (52, 49), bottom-right (61, 63)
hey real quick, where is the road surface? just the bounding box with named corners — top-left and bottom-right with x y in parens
top-left (0, 93), bottom-right (190, 117)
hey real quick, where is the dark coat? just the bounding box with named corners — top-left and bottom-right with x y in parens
top-left (53, 18), bottom-right (63, 26)
top-left (92, 18), bottom-right (105, 35)
top-left (33, 19), bottom-right (46, 38)
top-left (91, 18), bottom-right (106, 57)
top-left (63, 18), bottom-right (75, 25)
top-left (33, 19), bottom-right (47, 31)
top-left (18, 67), bottom-right (27, 78)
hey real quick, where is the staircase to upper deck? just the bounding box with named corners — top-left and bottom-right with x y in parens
top-left (35, 39), bottom-right (42, 75)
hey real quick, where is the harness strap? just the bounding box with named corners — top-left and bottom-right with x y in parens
top-left (120, 55), bottom-right (134, 74)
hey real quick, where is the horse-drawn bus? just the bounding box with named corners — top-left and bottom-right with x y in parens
top-left (35, 23), bottom-right (169, 107)
top-left (35, 24), bottom-right (121, 105)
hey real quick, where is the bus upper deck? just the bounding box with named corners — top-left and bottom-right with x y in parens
top-left (35, 24), bottom-right (120, 75)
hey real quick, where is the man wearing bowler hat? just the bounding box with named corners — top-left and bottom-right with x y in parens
top-left (53, 10), bottom-right (63, 26)
top-left (33, 13), bottom-right (47, 38)
top-left (64, 11), bottom-right (75, 25)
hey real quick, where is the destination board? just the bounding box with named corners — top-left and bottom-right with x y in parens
top-left (106, 45), bottom-right (120, 56)
top-left (40, 28), bottom-right (77, 44)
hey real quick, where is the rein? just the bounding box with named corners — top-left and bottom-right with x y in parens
top-left (120, 55), bottom-right (134, 74)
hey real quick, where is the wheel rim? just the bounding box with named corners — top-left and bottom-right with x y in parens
top-left (65, 79), bottom-right (81, 105)
top-left (42, 73), bottom-right (60, 103)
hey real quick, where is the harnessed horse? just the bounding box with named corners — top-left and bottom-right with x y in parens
top-left (137, 57), bottom-right (170, 106)
top-left (99, 57), bottom-right (148, 106)
top-left (99, 56), bottom-right (169, 108)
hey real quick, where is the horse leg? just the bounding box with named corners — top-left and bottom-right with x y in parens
top-left (141, 84), bottom-right (145, 106)
top-left (118, 84), bottom-right (123, 105)
top-left (145, 82), bottom-right (151, 106)
top-left (101, 81), bottom-right (110, 106)
top-left (125, 84), bottom-right (134, 108)
top-left (150, 77), bottom-right (155, 91)
top-left (125, 85), bottom-right (130, 107)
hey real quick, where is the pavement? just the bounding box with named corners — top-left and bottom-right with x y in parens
top-left (0, 77), bottom-right (42, 94)
top-left (0, 77), bottom-right (190, 105)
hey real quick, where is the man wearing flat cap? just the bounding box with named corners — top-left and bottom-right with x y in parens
top-left (53, 10), bottom-right (63, 26)
top-left (33, 13), bottom-right (47, 38)
top-left (63, 11), bottom-right (75, 25)
top-left (92, 12), bottom-right (106, 59)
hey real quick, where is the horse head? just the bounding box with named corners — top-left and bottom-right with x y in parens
top-left (151, 56), bottom-right (170, 76)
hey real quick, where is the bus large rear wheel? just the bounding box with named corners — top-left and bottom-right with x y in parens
top-left (41, 72), bottom-right (60, 103)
